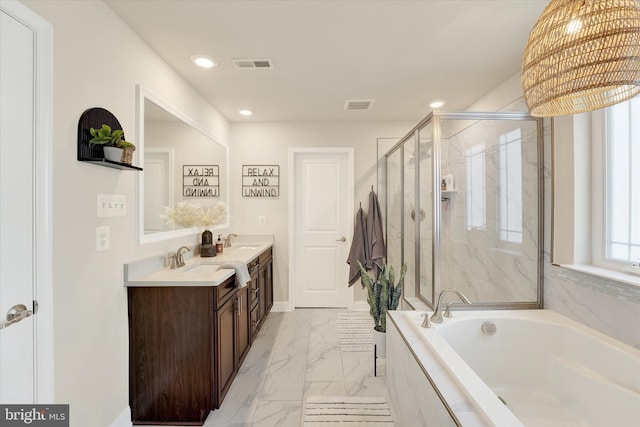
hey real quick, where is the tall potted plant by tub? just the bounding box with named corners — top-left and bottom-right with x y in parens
top-left (88, 124), bottom-right (136, 164)
top-left (358, 261), bottom-right (406, 357)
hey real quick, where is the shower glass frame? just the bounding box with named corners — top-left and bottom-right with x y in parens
top-left (386, 111), bottom-right (544, 310)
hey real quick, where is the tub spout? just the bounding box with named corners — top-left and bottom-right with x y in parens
top-left (431, 288), bottom-right (472, 323)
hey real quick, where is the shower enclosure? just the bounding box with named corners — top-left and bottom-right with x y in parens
top-left (381, 111), bottom-right (544, 309)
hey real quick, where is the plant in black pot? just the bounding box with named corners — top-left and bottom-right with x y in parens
top-left (88, 124), bottom-right (136, 164)
top-left (358, 261), bottom-right (406, 357)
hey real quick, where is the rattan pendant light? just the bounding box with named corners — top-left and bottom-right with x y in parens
top-left (522, 0), bottom-right (640, 117)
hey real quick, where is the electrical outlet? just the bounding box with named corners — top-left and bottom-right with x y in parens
top-left (96, 226), bottom-right (110, 252)
top-left (97, 194), bottom-right (126, 217)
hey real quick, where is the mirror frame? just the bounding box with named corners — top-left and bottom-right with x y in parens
top-left (136, 85), bottom-right (230, 244)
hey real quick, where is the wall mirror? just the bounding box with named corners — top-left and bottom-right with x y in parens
top-left (136, 85), bottom-right (229, 244)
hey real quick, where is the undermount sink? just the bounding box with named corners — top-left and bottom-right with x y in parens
top-left (229, 242), bottom-right (261, 250)
top-left (180, 264), bottom-right (221, 274)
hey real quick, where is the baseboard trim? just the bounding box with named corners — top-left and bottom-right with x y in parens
top-left (108, 406), bottom-right (131, 427)
top-left (352, 300), bottom-right (369, 311)
top-left (271, 301), bottom-right (293, 312)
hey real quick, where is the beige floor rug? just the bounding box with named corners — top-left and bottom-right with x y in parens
top-left (336, 312), bottom-right (374, 352)
top-left (303, 396), bottom-right (394, 426)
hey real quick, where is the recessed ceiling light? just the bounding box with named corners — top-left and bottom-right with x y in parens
top-left (190, 54), bottom-right (217, 69)
top-left (430, 101), bottom-right (445, 109)
top-left (239, 110), bottom-right (253, 116)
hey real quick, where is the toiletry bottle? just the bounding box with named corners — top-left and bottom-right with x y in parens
top-left (216, 235), bottom-right (223, 254)
top-left (441, 179), bottom-right (447, 191)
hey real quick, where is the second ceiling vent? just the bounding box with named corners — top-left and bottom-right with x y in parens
top-left (232, 58), bottom-right (274, 69)
top-left (344, 99), bottom-right (375, 111)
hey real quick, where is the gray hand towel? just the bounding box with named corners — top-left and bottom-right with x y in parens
top-left (346, 206), bottom-right (369, 286)
top-left (366, 189), bottom-right (386, 273)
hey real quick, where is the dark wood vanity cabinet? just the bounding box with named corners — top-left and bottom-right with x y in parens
top-left (128, 276), bottom-right (251, 425)
top-left (128, 247), bottom-right (272, 426)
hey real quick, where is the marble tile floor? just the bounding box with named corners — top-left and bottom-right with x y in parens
top-left (146, 309), bottom-right (388, 427)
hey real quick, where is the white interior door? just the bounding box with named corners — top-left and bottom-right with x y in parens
top-left (0, 0), bottom-right (53, 404)
top-left (0, 5), bottom-right (37, 403)
top-left (292, 150), bottom-right (353, 307)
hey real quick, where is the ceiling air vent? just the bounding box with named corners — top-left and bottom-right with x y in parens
top-left (232, 58), bottom-right (274, 69)
top-left (344, 99), bottom-right (375, 111)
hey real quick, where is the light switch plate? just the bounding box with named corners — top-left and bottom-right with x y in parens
top-left (96, 226), bottom-right (110, 252)
top-left (97, 194), bottom-right (126, 217)
top-left (258, 216), bottom-right (266, 226)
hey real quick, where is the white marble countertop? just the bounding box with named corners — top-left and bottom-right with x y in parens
top-left (124, 235), bottom-right (273, 287)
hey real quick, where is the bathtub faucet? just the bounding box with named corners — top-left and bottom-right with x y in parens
top-left (431, 288), bottom-right (472, 323)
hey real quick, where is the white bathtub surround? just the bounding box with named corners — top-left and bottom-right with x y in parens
top-left (388, 309), bottom-right (640, 427)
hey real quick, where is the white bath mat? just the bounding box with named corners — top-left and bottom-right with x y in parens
top-left (303, 396), bottom-right (394, 426)
top-left (337, 312), bottom-right (373, 352)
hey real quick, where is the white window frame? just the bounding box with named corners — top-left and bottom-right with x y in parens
top-left (592, 99), bottom-right (639, 270)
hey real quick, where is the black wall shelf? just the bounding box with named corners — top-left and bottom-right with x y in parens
top-left (77, 107), bottom-right (142, 171)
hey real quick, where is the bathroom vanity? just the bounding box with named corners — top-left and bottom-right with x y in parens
top-left (124, 243), bottom-right (273, 425)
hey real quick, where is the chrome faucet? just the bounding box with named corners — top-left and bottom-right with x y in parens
top-left (224, 234), bottom-right (238, 248)
top-left (431, 288), bottom-right (472, 323)
top-left (175, 246), bottom-right (191, 267)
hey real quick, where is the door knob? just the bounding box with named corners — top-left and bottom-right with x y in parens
top-left (336, 237), bottom-right (347, 242)
top-left (0, 304), bottom-right (33, 330)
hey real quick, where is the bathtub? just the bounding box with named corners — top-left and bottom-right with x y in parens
top-left (387, 310), bottom-right (640, 427)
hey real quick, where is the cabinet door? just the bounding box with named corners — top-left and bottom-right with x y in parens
top-left (264, 258), bottom-right (273, 314)
top-left (128, 287), bottom-right (213, 424)
top-left (258, 264), bottom-right (266, 322)
top-left (250, 305), bottom-right (260, 341)
top-left (237, 287), bottom-right (250, 364)
top-left (249, 260), bottom-right (259, 309)
top-left (215, 296), bottom-right (237, 407)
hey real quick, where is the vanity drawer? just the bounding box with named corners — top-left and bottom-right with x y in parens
top-left (213, 276), bottom-right (237, 310)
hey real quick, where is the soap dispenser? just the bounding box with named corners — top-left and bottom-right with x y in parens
top-left (216, 235), bottom-right (224, 254)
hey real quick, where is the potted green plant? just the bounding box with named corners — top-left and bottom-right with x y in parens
top-left (88, 124), bottom-right (136, 164)
top-left (358, 261), bottom-right (406, 357)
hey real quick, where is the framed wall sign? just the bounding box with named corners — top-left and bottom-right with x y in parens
top-left (183, 165), bottom-right (219, 197)
top-left (242, 165), bottom-right (279, 198)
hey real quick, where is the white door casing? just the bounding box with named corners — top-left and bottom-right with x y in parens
top-left (289, 148), bottom-right (354, 308)
top-left (0, 0), bottom-right (54, 403)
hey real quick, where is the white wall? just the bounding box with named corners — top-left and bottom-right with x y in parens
top-left (20, 1), bottom-right (229, 425)
top-left (229, 121), bottom-right (413, 305)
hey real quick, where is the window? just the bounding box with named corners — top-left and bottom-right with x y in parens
top-left (498, 129), bottom-right (523, 243)
top-left (605, 97), bottom-right (640, 263)
top-left (466, 144), bottom-right (486, 231)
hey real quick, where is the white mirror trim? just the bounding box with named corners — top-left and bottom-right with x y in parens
top-left (136, 84), bottom-right (230, 244)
